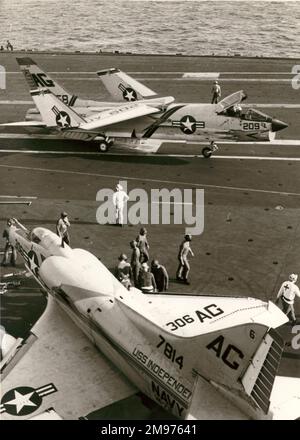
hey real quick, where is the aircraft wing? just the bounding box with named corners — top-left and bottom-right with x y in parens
top-left (80, 103), bottom-right (160, 131)
top-left (0, 296), bottom-right (136, 420)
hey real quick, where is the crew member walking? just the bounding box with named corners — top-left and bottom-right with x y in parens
top-left (112, 183), bottom-right (129, 226)
top-left (176, 234), bottom-right (194, 285)
top-left (276, 273), bottom-right (300, 324)
top-left (56, 212), bottom-right (71, 245)
top-left (211, 80), bottom-right (221, 104)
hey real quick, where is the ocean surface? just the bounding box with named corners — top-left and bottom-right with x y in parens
top-left (0, 0), bottom-right (299, 57)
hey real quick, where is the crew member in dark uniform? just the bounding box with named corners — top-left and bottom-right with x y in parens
top-left (151, 260), bottom-right (169, 292)
top-left (138, 263), bottom-right (157, 293)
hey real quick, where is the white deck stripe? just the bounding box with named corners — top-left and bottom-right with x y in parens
top-left (0, 100), bottom-right (33, 104)
top-left (6, 71), bottom-right (297, 75)
top-left (0, 138), bottom-right (299, 145)
top-left (1, 164), bottom-right (300, 197)
top-left (0, 195), bottom-right (36, 199)
top-left (0, 101), bottom-right (299, 108)
top-left (2, 149), bottom-right (300, 159)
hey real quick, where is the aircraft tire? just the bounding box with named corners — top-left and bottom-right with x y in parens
top-left (202, 147), bottom-right (212, 158)
top-left (99, 141), bottom-right (109, 153)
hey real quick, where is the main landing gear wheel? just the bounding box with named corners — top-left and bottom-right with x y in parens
top-left (99, 141), bottom-right (109, 153)
top-left (202, 147), bottom-right (213, 158)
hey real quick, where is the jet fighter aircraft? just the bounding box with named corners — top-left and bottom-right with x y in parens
top-left (0, 58), bottom-right (288, 156)
top-left (1, 221), bottom-right (299, 420)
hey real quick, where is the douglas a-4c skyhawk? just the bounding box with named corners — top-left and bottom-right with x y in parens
top-left (0, 58), bottom-right (288, 157)
top-left (1, 221), bottom-right (299, 420)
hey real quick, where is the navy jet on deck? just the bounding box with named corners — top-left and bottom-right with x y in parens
top-left (0, 58), bottom-right (288, 156)
top-left (1, 221), bottom-right (300, 420)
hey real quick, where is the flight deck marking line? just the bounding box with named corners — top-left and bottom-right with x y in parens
top-left (153, 201), bottom-right (193, 205)
top-left (1, 164), bottom-right (300, 197)
top-left (0, 101), bottom-right (300, 109)
top-left (1, 137), bottom-right (300, 145)
top-left (0, 195), bottom-right (37, 199)
top-left (6, 71), bottom-right (296, 75)
top-left (2, 149), bottom-right (300, 159)
top-left (62, 78), bottom-right (296, 83)
top-left (1, 77), bottom-right (294, 83)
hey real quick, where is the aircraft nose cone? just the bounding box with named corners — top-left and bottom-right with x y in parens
top-left (271, 118), bottom-right (288, 132)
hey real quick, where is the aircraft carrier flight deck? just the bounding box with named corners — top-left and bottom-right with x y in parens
top-left (0, 51), bottom-right (299, 418)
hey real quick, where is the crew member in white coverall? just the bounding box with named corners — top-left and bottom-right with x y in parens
top-left (112, 184), bottom-right (129, 227)
top-left (276, 273), bottom-right (300, 324)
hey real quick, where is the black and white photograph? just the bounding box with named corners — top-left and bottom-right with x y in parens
top-left (0, 0), bottom-right (299, 424)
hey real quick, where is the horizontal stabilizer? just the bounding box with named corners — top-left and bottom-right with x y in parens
top-left (186, 374), bottom-right (247, 420)
top-left (0, 296), bottom-right (136, 420)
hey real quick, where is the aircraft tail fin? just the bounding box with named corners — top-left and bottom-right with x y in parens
top-left (30, 88), bottom-right (85, 128)
top-left (16, 57), bottom-right (78, 107)
top-left (97, 68), bottom-right (157, 102)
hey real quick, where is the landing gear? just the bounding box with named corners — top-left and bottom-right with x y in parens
top-left (202, 147), bottom-right (213, 158)
top-left (98, 137), bottom-right (114, 153)
top-left (202, 141), bottom-right (218, 158)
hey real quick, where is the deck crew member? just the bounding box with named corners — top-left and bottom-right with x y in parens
top-left (138, 262), bottom-right (157, 293)
top-left (130, 240), bottom-right (141, 287)
top-left (176, 234), bottom-right (194, 285)
top-left (112, 183), bottom-right (129, 226)
top-left (136, 227), bottom-right (149, 263)
top-left (276, 273), bottom-right (300, 324)
top-left (56, 212), bottom-right (71, 246)
top-left (115, 254), bottom-right (132, 290)
top-left (1, 218), bottom-right (28, 267)
top-left (151, 260), bottom-right (169, 292)
top-left (211, 80), bottom-right (221, 104)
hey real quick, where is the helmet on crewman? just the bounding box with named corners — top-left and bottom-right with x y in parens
top-left (289, 273), bottom-right (298, 283)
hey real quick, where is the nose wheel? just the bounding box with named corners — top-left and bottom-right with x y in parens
top-left (202, 142), bottom-right (218, 158)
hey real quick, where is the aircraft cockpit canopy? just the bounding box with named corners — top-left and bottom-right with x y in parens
top-left (222, 106), bottom-right (272, 122)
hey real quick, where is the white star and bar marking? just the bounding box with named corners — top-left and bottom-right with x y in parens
top-left (0, 384), bottom-right (57, 417)
top-left (172, 115), bottom-right (205, 134)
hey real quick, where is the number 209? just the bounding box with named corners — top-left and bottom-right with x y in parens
top-left (166, 315), bottom-right (194, 331)
top-left (243, 122), bottom-right (260, 130)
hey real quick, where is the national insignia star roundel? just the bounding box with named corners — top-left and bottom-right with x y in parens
top-left (26, 249), bottom-right (40, 276)
top-left (56, 111), bottom-right (71, 128)
top-left (123, 87), bottom-right (137, 102)
top-left (1, 386), bottom-right (42, 416)
top-left (180, 115), bottom-right (196, 134)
